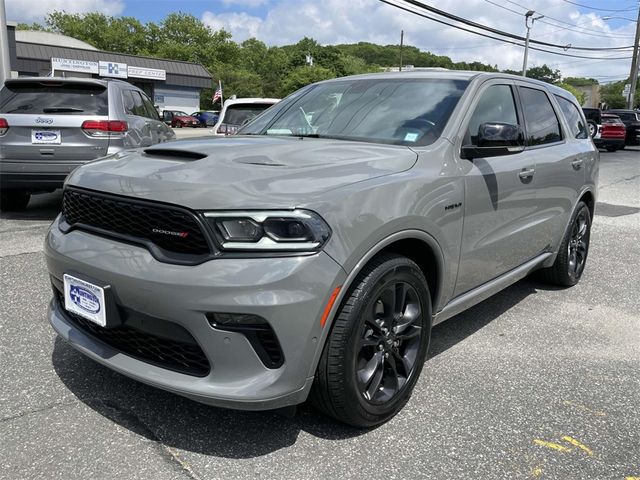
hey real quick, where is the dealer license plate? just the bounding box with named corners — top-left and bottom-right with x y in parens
top-left (63, 274), bottom-right (106, 327)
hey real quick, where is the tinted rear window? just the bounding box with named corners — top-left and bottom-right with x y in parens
top-left (0, 82), bottom-right (108, 115)
top-left (224, 104), bottom-right (273, 126)
top-left (519, 87), bottom-right (562, 146)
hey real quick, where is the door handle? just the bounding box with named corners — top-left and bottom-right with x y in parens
top-left (518, 168), bottom-right (535, 182)
top-left (571, 159), bottom-right (584, 170)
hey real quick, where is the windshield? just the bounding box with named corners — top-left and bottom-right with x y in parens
top-left (239, 78), bottom-right (469, 146)
top-left (173, 111), bottom-right (189, 116)
top-left (0, 82), bottom-right (108, 115)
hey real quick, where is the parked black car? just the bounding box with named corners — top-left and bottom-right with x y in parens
top-left (606, 109), bottom-right (640, 146)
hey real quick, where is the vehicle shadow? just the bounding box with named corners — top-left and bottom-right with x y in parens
top-left (0, 190), bottom-right (62, 221)
top-left (52, 276), bottom-right (546, 459)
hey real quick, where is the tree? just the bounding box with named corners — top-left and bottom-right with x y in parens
top-left (525, 65), bottom-right (562, 84)
top-left (280, 66), bottom-right (335, 96)
top-left (556, 83), bottom-right (586, 105)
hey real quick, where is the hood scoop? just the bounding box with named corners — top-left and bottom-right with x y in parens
top-left (143, 148), bottom-right (207, 160)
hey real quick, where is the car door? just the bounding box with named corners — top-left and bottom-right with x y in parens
top-left (454, 81), bottom-right (546, 296)
top-left (531, 92), bottom-right (592, 247)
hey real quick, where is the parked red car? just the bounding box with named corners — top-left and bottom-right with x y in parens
top-left (162, 110), bottom-right (200, 128)
top-left (594, 114), bottom-right (626, 152)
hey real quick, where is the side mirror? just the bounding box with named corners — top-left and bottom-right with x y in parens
top-left (461, 122), bottom-right (525, 160)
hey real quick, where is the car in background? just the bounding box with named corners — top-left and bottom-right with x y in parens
top-left (594, 113), bottom-right (626, 152)
top-left (606, 109), bottom-right (640, 146)
top-left (582, 107), bottom-right (601, 138)
top-left (211, 98), bottom-right (280, 135)
top-left (191, 110), bottom-right (219, 127)
top-left (162, 110), bottom-right (200, 128)
top-left (0, 77), bottom-right (174, 211)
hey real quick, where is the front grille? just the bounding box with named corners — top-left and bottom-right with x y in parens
top-left (55, 291), bottom-right (210, 377)
top-left (61, 188), bottom-right (211, 261)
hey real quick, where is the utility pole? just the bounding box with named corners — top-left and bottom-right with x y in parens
top-left (399, 30), bottom-right (404, 72)
top-left (0, 0), bottom-right (11, 86)
top-left (626, 7), bottom-right (640, 109)
top-left (522, 10), bottom-right (544, 77)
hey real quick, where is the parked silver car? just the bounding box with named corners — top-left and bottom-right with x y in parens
top-left (44, 72), bottom-right (598, 426)
top-left (0, 77), bottom-right (175, 210)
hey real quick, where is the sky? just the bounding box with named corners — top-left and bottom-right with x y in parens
top-left (6, 0), bottom-right (639, 82)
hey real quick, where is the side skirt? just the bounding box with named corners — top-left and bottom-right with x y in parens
top-left (432, 252), bottom-right (552, 326)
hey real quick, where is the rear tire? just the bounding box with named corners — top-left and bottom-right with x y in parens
top-left (0, 190), bottom-right (31, 211)
top-left (587, 120), bottom-right (597, 138)
top-left (539, 201), bottom-right (591, 287)
top-left (310, 253), bottom-right (432, 427)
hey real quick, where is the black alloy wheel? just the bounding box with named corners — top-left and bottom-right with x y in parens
top-left (310, 253), bottom-right (431, 427)
top-left (539, 201), bottom-right (591, 287)
top-left (356, 281), bottom-right (422, 404)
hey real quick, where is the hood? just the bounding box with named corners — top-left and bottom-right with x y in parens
top-left (66, 136), bottom-right (418, 209)
top-left (176, 115), bottom-right (197, 121)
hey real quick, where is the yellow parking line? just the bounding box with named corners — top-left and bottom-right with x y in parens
top-left (561, 436), bottom-right (594, 456)
top-left (533, 439), bottom-right (572, 453)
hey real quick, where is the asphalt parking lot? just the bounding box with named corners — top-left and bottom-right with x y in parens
top-left (1, 147), bottom-right (639, 479)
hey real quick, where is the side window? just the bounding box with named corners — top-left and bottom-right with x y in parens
top-left (519, 87), bottom-right (562, 146)
top-left (129, 91), bottom-right (147, 117)
top-left (554, 95), bottom-right (588, 139)
top-left (140, 92), bottom-right (160, 121)
top-left (467, 85), bottom-right (519, 146)
top-left (122, 90), bottom-right (136, 115)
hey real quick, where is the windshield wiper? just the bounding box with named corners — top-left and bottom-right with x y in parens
top-left (42, 107), bottom-right (84, 113)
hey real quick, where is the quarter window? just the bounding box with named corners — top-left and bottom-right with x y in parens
top-left (554, 95), bottom-right (588, 139)
top-left (140, 93), bottom-right (160, 120)
top-left (519, 87), bottom-right (562, 146)
top-left (467, 85), bottom-right (519, 146)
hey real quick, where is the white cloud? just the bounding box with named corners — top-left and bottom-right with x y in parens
top-left (202, 0), bottom-right (637, 81)
top-left (6, 0), bottom-right (125, 23)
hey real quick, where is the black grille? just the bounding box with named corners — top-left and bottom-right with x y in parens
top-left (61, 188), bottom-right (211, 260)
top-left (55, 291), bottom-right (210, 377)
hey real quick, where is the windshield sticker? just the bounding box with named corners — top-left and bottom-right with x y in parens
top-left (404, 132), bottom-right (419, 142)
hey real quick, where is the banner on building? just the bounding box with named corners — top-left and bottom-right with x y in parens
top-left (128, 66), bottom-right (166, 80)
top-left (99, 61), bottom-right (128, 78)
top-left (51, 58), bottom-right (99, 74)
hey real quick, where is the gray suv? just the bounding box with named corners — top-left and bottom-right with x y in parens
top-left (44, 72), bottom-right (598, 427)
top-left (0, 77), bottom-right (174, 210)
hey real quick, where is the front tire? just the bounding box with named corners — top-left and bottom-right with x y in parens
top-left (310, 254), bottom-right (432, 427)
top-left (539, 201), bottom-right (592, 286)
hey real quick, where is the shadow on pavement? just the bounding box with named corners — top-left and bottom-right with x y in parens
top-left (52, 276), bottom-right (548, 459)
top-left (0, 190), bottom-right (63, 221)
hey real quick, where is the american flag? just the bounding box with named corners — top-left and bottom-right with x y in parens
top-left (212, 81), bottom-right (222, 103)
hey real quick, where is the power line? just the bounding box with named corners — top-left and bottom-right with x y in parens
top-left (399, 0), bottom-right (636, 51)
top-left (379, 0), bottom-right (633, 60)
top-left (559, 0), bottom-right (638, 13)
top-left (503, 0), bottom-right (636, 39)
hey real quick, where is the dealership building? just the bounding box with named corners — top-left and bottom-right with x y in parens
top-left (5, 23), bottom-right (213, 112)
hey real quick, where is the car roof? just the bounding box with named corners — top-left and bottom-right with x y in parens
top-left (224, 98), bottom-right (281, 106)
top-left (3, 76), bottom-right (132, 88)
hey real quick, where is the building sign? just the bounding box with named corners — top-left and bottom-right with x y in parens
top-left (51, 57), bottom-right (98, 74)
top-left (99, 61), bottom-right (128, 78)
top-left (128, 66), bottom-right (166, 80)
top-left (154, 94), bottom-right (165, 103)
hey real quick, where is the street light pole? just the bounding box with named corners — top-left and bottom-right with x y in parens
top-left (522, 10), bottom-right (544, 77)
top-left (626, 7), bottom-right (640, 109)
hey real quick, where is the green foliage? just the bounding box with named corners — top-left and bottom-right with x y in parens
top-left (279, 66), bottom-right (336, 96)
top-left (563, 77), bottom-right (599, 87)
top-left (524, 65), bottom-right (562, 84)
top-left (556, 83), bottom-right (586, 105)
top-left (599, 80), bottom-right (638, 109)
top-left (16, 22), bottom-right (46, 31)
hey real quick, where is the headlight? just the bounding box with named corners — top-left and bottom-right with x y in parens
top-left (204, 210), bottom-right (331, 251)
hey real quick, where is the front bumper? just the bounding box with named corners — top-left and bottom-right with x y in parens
top-left (45, 217), bottom-right (346, 410)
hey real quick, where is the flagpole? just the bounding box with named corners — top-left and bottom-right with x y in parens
top-left (219, 80), bottom-right (223, 109)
